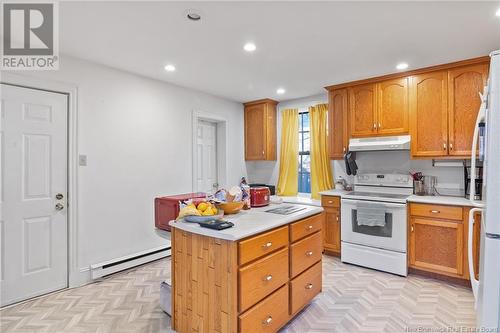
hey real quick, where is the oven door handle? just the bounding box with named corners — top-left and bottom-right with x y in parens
top-left (341, 198), bottom-right (407, 209)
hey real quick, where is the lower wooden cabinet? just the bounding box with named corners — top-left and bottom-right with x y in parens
top-left (239, 285), bottom-right (289, 333)
top-left (290, 261), bottom-right (322, 315)
top-left (408, 203), bottom-right (480, 281)
top-left (409, 216), bottom-right (464, 277)
top-left (321, 195), bottom-right (341, 255)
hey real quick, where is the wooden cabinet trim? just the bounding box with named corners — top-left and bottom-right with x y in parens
top-left (325, 56), bottom-right (489, 91)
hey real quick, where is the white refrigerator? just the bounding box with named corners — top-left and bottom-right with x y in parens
top-left (469, 49), bottom-right (500, 330)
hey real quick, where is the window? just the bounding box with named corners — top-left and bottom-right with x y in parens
top-left (298, 112), bottom-right (311, 193)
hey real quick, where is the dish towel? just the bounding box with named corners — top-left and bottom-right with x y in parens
top-left (356, 201), bottom-right (386, 227)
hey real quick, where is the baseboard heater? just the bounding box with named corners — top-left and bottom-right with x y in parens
top-left (90, 245), bottom-right (171, 279)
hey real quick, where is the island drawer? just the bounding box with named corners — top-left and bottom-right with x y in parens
top-left (410, 203), bottom-right (463, 221)
top-left (239, 285), bottom-right (289, 333)
top-left (321, 195), bottom-right (340, 208)
top-left (290, 261), bottom-right (322, 315)
top-left (239, 247), bottom-right (289, 312)
top-left (238, 226), bottom-right (289, 265)
top-left (290, 213), bottom-right (324, 242)
top-left (290, 231), bottom-right (322, 278)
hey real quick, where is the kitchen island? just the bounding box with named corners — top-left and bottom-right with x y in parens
top-left (169, 204), bottom-right (324, 333)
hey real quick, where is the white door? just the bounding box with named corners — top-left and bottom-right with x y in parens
top-left (195, 120), bottom-right (218, 193)
top-left (0, 84), bottom-right (68, 307)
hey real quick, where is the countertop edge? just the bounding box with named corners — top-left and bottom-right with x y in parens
top-left (168, 205), bottom-right (324, 241)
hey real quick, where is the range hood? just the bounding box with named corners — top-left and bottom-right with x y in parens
top-left (349, 135), bottom-right (411, 152)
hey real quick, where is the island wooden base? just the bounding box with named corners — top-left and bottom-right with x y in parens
top-left (171, 212), bottom-right (325, 333)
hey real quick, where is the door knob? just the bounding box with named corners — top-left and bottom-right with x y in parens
top-left (55, 203), bottom-right (64, 211)
top-left (55, 193), bottom-right (64, 200)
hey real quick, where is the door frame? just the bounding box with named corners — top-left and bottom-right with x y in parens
top-left (1, 72), bottom-right (81, 288)
top-left (192, 111), bottom-right (228, 192)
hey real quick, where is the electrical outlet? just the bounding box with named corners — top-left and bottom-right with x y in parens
top-left (79, 155), bottom-right (87, 166)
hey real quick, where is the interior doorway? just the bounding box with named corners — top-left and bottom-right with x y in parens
top-left (1, 84), bottom-right (69, 306)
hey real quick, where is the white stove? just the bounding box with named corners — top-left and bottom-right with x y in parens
top-left (341, 173), bottom-right (412, 276)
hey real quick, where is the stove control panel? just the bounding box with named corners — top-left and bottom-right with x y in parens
top-left (355, 173), bottom-right (412, 187)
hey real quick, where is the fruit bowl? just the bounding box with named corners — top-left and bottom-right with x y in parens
top-left (216, 201), bottom-right (244, 215)
top-left (184, 211), bottom-right (224, 223)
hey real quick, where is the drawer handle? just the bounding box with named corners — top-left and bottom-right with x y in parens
top-left (305, 251), bottom-right (313, 257)
top-left (306, 225), bottom-right (313, 231)
top-left (262, 316), bottom-right (273, 325)
top-left (262, 242), bottom-right (272, 249)
top-left (328, 200), bottom-right (333, 204)
top-left (336, 216), bottom-right (339, 222)
top-left (263, 274), bottom-right (273, 281)
top-left (305, 283), bottom-right (313, 290)
top-left (430, 210), bottom-right (441, 214)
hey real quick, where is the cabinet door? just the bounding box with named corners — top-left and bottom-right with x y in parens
top-left (409, 71), bottom-right (449, 157)
top-left (377, 77), bottom-right (409, 135)
top-left (329, 89), bottom-right (348, 159)
top-left (349, 84), bottom-right (377, 137)
top-left (409, 217), bottom-right (464, 277)
top-left (448, 63), bottom-right (489, 157)
top-left (244, 104), bottom-right (266, 160)
top-left (323, 208), bottom-right (341, 253)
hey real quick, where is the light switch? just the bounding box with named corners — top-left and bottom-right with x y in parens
top-left (79, 154), bottom-right (87, 166)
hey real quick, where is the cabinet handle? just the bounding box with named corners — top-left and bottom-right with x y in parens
top-left (262, 242), bottom-right (272, 249)
top-left (305, 283), bottom-right (313, 290)
top-left (263, 274), bottom-right (273, 281)
top-left (343, 147), bottom-right (346, 153)
top-left (306, 225), bottom-right (313, 231)
top-left (262, 150), bottom-right (265, 156)
top-left (328, 200), bottom-right (333, 204)
top-left (430, 210), bottom-right (440, 214)
top-left (378, 123), bottom-right (381, 129)
top-left (411, 225), bottom-right (414, 232)
top-left (443, 143), bottom-right (447, 150)
top-left (373, 123), bottom-right (376, 130)
top-left (336, 216), bottom-right (339, 222)
top-left (449, 143), bottom-right (453, 151)
top-left (262, 316), bottom-right (273, 325)
top-left (305, 251), bottom-right (313, 257)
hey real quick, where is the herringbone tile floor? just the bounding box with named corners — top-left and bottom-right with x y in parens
top-left (0, 255), bottom-right (475, 333)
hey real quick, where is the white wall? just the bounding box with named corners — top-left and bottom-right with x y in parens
top-left (247, 93), bottom-right (464, 193)
top-left (16, 55), bottom-right (246, 285)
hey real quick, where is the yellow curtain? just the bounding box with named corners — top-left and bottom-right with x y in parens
top-left (310, 103), bottom-right (334, 199)
top-left (277, 109), bottom-right (299, 196)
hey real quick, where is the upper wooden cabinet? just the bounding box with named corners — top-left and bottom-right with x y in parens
top-left (348, 84), bottom-right (377, 137)
top-left (328, 89), bottom-right (348, 159)
top-left (348, 80), bottom-right (409, 138)
top-left (448, 64), bottom-right (489, 157)
top-left (377, 77), bottom-right (409, 135)
top-left (410, 71), bottom-right (449, 157)
top-left (410, 64), bottom-right (489, 158)
top-left (244, 99), bottom-right (278, 160)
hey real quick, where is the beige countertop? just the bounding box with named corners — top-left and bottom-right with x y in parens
top-left (169, 203), bottom-right (324, 241)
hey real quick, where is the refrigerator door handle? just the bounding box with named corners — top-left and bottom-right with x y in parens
top-left (469, 91), bottom-right (487, 204)
top-left (468, 207), bottom-right (483, 305)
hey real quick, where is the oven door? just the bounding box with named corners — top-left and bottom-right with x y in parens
top-left (341, 198), bottom-right (407, 252)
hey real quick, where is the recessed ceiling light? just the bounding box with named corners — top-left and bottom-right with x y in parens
top-left (243, 42), bottom-right (256, 52)
top-left (187, 12), bottom-right (201, 21)
top-left (496, 8), bottom-right (500, 17)
top-left (164, 64), bottom-right (176, 72)
top-left (184, 9), bottom-right (202, 21)
top-left (276, 88), bottom-right (286, 95)
top-left (396, 62), bottom-right (409, 70)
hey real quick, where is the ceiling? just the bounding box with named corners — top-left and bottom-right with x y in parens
top-left (59, 1), bottom-right (500, 102)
